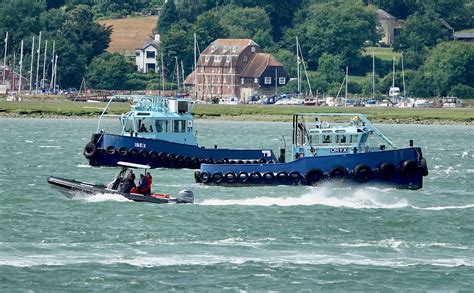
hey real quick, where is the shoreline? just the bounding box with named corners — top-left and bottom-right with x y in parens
top-left (1, 112), bottom-right (473, 125)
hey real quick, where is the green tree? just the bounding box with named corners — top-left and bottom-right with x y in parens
top-left (449, 84), bottom-right (474, 99)
top-left (157, 0), bottom-right (178, 33)
top-left (158, 21), bottom-right (193, 81)
top-left (286, 0), bottom-right (380, 69)
top-left (393, 10), bottom-right (448, 68)
top-left (194, 11), bottom-right (228, 51)
top-left (317, 54), bottom-right (344, 84)
top-left (86, 52), bottom-right (136, 90)
top-left (423, 41), bottom-right (474, 96)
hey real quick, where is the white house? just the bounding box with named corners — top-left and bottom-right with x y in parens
top-left (135, 34), bottom-right (160, 73)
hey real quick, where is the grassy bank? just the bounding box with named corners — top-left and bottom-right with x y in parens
top-left (0, 99), bottom-right (473, 124)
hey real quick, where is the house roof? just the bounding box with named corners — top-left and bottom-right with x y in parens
top-left (376, 9), bottom-right (396, 20)
top-left (201, 39), bottom-right (258, 57)
top-left (136, 39), bottom-right (159, 51)
top-left (241, 53), bottom-right (283, 78)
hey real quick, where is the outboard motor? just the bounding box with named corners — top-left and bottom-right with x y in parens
top-left (176, 190), bottom-right (194, 204)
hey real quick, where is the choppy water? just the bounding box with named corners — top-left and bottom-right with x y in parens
top-left (0, 118), bottom-right (473, 291)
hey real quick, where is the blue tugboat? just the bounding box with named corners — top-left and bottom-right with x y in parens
top-left (195, 113), bottom-right (428, 189)
top-left (83, 95), bottom-right (276, 168)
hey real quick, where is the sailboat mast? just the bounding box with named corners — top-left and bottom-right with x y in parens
top-left (175, 56), bottom-right (180, 93)
top-left (372, 51), bottom-right (375, 100)
top-left (42, 40), bottom-right (48, 90)
top-left (53, 55), bottom-right (58, 91)
top-left (2, 31), bottom-right (7, 85)
top-left (401, 52), bottom-right (406, 97)
top-left (49, 41), bottom-right (55, 91)
top-left (18, 39), bottom-right (23, 94)
top-left (193, 33), bottom-right (197, 99)
top-left (392, 56), bottom-right (395, 89)
top-left (345, 66), bottom-right (348, 106)
top-left (161, 51), bottom-right (165, 93)
top-left (296, 37), bottom-right (300, 96)
top-left (35, 31), bottom-right (42, 93)
top-left (29, 36), bottom-right (35, 93)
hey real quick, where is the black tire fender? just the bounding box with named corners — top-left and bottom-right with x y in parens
top-left (401, 160), bottom-right (418, 178)
top-left (276, 171), bottom-right (288, 183)
top-left (106, 145), bottom-right (116, 155)
top-left (238, 172), bottom-right (249, 183)
top-left (84, 142), bottom-right (96, 159)
top-left (118, 147), bottom-right (128, 156)
top-left (305, 168), bottom-right (324, 185)
top-left (129, 148), bottom-right (139, 158)
top-left (329, 166), bottom-right (347, 179)
top-left (199, 171), bottom-right (210, 183)
top-left (379, 162), bottom-right (396, 180)
top-left (149, 151), bottom-right (159, 160)
top-left (353, 164), bottom-right (372, 183)
top-left (224, 172), bottom-right (237, 183)
top-left (249, 172), bottom-right (262, 184)
top-left (212, 172), bottom-right (223, 183)
top-left (289, 171), bottom-right (301, 183)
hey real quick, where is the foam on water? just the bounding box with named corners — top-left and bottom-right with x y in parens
top-left (411, 204), bottom-right (474, 211)
top-left (68, 192), bottom-right (131, 203)
top-left (1, 251), bottom-right (472, 268)
top-left (201, 184), bottom-right (408, 209)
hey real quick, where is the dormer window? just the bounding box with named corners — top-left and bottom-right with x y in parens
top-left (251, 46), bottom-right (255, 52)
top-left (232, 46), bottom-right (237, 53)
top-left (205, 55), bottom-right (210, 62)
top-left (243, 56), bottom-right (248, 62)
top-left (226, 55), bottom-right (231, 63)
top-left (211, 46), bottom-right (216, 52)
top-left (215, 56), bottom-right (222, 62)
top-left (223, 46), bottom-right (229, 53)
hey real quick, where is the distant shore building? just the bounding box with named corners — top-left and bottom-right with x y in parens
top-left (184, 39), bottom-right (288, 102)
top-left (376, 9), bottom-right (403, 46)
top-left (135, 34), bottom-right (160, 73)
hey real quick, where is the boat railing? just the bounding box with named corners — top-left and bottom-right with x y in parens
top-left (96, 96), bottom-right (117, 133)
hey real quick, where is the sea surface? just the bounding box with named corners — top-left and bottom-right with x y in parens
top-left (0, 118), bottom-right (473, 291)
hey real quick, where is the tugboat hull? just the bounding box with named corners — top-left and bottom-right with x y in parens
top-left (84, 133), bottom-right (276, 169)
top-left (195, 147), bottom-right (428, 190)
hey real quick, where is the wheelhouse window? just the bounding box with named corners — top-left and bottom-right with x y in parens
top-left (154, 120), bottom-right (168, 133)
top-left (173, 120), bottom-right (186, 133)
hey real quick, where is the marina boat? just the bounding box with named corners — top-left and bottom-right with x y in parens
top-left (48, 162), bottom-right (194, 204)
top-left (195, 113), bottom-right (428, 189)
top-left (83, 95), bottom-right (276, 169)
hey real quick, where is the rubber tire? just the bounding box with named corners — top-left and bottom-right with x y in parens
top-left (353, 164), bottom-right (372, 183)
top-left (106, 146), bottom-right (116, 155)
top-left (149, 151), bottom-right (159, 160)
top-left (401, 160), bottom-right (418, 178)
top-left (276, 171), bottom-right (288, 184)
top-left (305, 169), bottom-right (324, 185)
top-left (329, 166), bottom-right (347, 180)
top-left (118, 147), bottom-right (128, 156)
top-left (199, 171), bottom-right (210, 183)
top-left (262, 172), bottom-right (275, 184)
top-left (289, 171), bottom-right (301, 184)
top-left (224, 172), bottom-right (237, 183)
top-left (249, 172), bottom-right (262, 184)
top-left (194, 171), bottom-right (201, 182)
top-left (129, 148), bottom-right (139, 158)
top-left (84, 142), bottom-right (96, 159)
top-left (139, 149), bottom-right (148, 159)
top-left (419, 158), bottom-right (428, 176)
top-left (238, 172), bottom-right (249, 183)
top-left (379, 162), bottom-right (396, 180)
top-left (212, 172), bottom-right (223, 184)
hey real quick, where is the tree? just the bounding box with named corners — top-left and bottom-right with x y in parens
top-left (217, 5), bottom-right (274, 44)
top-left (86, 53), bottom-right (136, 90)
top-left (158, 21), bottom-right (193, 81)
top-left (423, 41), bottom-right (474, 96)
top-left (449, 84), bottom-right (474, 99)
top-left (194, 11), bottom-right (228, 51)
top-left (317, 54), bottom-right (344, 84)
top-left (286, 0), bottom-right (380, 69)
top-left (393, 10), bottom-right (448, 69)
top-left (157, 0), bottom-right (178, 33)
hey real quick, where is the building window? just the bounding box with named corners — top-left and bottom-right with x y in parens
top-left (243, 56), bottom-right (248, 62)
top-left (226, 55), bottom-right (231, 63)
top-left (251, 46), bottom-right (255, 52)
top-left (264, 77), bottom-right (272, 84)
top-left (279, 77), bottom-right (286, 85)
top-left (146, 51), bottom-right (155, 58)
top-left (241, 78), bottom-right (245, 84)
top-left (211, 46), bottom-right (216, 52)
top-left (200, 67), bottom-right (204, 72)
top-left (205, 55), bottom-right (210, 62)
top-left (135, 50), bottom-right (141, 56)
top-left (232, 46), bottom-right (237, 53)
top-left (215, 56), bottom-right (221, 62)
top-left (223, 77), bottom-right (226, 84)
top-left (146, 63), bottom-right (156, 72)
top-left (254, 78), bottom-right (258, 84)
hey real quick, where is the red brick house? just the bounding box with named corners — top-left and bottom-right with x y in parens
top-left (184, 39), bottom-right (288, 102)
